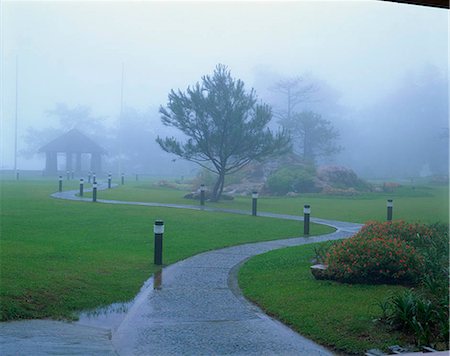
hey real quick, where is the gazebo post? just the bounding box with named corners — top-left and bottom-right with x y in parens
top-left (66, 152), bottom-right (73, 172)
top-left (45, 152), bottom-right (57, 175)
top-left (75, 153), bottom-right (82, 173)
top-left (91, 153), bottom-right (101, 174)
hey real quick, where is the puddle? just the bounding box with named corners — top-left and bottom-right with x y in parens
top-left (77, 269), bottom-right (163, 331)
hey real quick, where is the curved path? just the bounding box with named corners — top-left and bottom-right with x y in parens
top-left (1, 182), bottom-right (362, 355)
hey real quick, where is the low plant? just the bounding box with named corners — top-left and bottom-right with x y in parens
top-left (380, 290), bottom-right (448, 348)
top-left (325, 233), bottom-right (423, 284)
top-left (266, 164), bottom-right (317, 195)
top-left (324, 221), bottom-right (448, 286)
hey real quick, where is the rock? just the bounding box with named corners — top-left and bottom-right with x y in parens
top-left (310, 264), bottom-right (328, 280)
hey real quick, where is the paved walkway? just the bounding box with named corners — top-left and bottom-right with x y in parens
top-left (1, 183), bottom-right (362, 355)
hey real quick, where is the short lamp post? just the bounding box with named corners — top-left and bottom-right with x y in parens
top-left (200, 184), bottom-right (206, 206)
top-left (88, 172), bottom-right (91, 183)
top-left (252, 191), bottom-right (258, 216)
top-left (154, 220), bottom-right (164, 265)
top-left (93, 173), bottom-right (96, 184)
top-left (92, 182), bottom-right (97, 202)
top-left (121, 173), bottom-right (125, 185)
top-left (108, 173), bottom-right (112, 189)
top-left (303, 204), bottom-right (311, 236)
top-left (387, 199), bottom-right (393, 221)
top-left (79, 178), bottom-right (84, 197)
top-left (58, 176), bottom-right (63, 192)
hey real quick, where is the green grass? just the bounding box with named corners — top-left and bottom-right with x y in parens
top-left (88, 181), bottom-right (449, 224)
top-left (0, 179), bottom-right (333, 321)
top-left (239, 244), bottom-right (408, 355)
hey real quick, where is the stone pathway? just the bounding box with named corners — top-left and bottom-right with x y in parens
top-left (1, 183), bottom-right (362, 355)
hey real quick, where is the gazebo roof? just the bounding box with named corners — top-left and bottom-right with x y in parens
top-left (38, 129), bottom-right (106, 154)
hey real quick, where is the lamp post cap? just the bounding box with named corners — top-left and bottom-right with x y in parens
top-left (155, 220), bottom-right (164, 225)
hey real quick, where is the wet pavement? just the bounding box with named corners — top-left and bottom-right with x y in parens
top-left (0, 319), bottom-right (116, 355)
top-left (110, 229), bottom-right (355, 356)
top-left (1, 183), bottom-right (362, 355)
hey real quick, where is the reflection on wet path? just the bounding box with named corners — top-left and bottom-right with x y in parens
top-left (77, 268), bottom-right (165, 331)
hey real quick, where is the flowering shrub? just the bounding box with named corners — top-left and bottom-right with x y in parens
top-left (323, 221), bottom-right (434, 284)
top-left (358, 220), bottom-right (434, 249)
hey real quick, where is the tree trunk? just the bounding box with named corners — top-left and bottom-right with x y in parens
top-left (211, 171), bottom-right (225, 202)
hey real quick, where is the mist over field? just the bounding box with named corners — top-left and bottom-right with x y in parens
top-left (1, 1), bottom-right (448, 179)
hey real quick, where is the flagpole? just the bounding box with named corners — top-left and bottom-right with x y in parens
top-left (118, 62), bottom-right (124, 177)
top-left (14, 55), bottom-right (18, 173)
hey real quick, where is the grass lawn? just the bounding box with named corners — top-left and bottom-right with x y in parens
top-left (239, 244), bottom-right (409, 355)
top-left (0, 179), bottom-right (333, 321)
top-left (88, 181), bottom-right (449, 224)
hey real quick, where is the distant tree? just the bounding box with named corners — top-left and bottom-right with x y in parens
top-left (270, 76), bottom-right (316, 121)
top-left (280, 111), bottom-right (342, 163)
top-left (156, 64), bottom-right (291, 201)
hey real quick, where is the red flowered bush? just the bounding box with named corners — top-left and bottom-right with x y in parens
top-left (324, 221), bottom-right (432, 284)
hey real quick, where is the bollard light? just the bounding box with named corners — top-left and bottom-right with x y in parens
top-left (252, 191), bottom-right (258, 216)
top-left (154, 220), bottom-right (164, 265)
top-left (108, 173), bottom-right (112, 189)
top-left (66, 170), bottom-right (70, 181)
top-left (92, 182), bottom-right (97, 202)
top-left (79, 178), bottom-right (84, 197)
top-left (121, 173), bottom-right (125, 185)
top-left (387, 199), bottom-right (393, 221)
top-left (88, 172), bottom-right (91, 183)
top-left (71, 171), bottom-right (74, 180)
top-left (303, 204), bottom-right (311, 236)
top-left (93, 173), bottom-right (96, 184)
top-left (58, 175), bottom-right (63, 192)
top-left (200, 184), bottom-right (206, 206)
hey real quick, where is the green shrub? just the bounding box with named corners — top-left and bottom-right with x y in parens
top-left (266, 165), bottom-right (317, 195)
top-left (325, 232), bottom-right (423, 284)
top-left (324, 221), bottom-right (448, 285)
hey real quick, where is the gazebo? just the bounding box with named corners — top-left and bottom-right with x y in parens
top-left (39, 129), bottom-right (107, 176)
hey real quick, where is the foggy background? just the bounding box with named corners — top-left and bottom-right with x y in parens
top-left (1, 0), bottom-right (448, 179)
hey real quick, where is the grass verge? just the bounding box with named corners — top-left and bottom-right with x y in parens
top-left (238, 243), bottom-right (408, 355)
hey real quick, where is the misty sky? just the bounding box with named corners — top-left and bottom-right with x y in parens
top-left (1, 0), bottom-right (448, 169)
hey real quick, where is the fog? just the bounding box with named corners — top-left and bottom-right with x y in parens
top-left (1, 1), bottom-right (448, 178)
